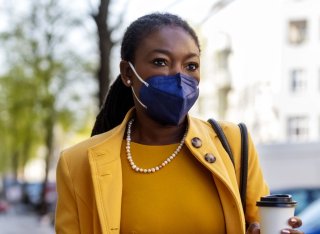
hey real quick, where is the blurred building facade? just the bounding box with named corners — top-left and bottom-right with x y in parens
top-left (279, 0), bottom-right (320, 143)
top-left (195, 0), bottom-right (320, 190)
top-left (196, 0), bottom-right (320, 145)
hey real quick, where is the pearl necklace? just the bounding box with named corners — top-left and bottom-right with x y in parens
top-left (126, 119), bottom-right (187, 173)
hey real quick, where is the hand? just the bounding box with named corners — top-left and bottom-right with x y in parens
top-left (281, 217), bottom-right (303, 234)
top-left (246, 222), bottom-right (260, 234)
top-left (246, 217), bottom-right (304, 234)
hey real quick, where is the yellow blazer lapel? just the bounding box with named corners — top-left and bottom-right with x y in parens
top-left (88, 109), bottom-right (134, 234)
top-left (186, 117), bottom-right (239, 192)
top-left (186, 116), bottom-right (246, 233)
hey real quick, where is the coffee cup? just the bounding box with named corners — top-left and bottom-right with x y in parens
top-left (256, 194), bottom-right (297, 234)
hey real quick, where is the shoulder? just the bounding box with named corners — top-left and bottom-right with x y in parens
top-left (189, 115), bottom-right (241, 137)
top-left (59, 108), bottom-right (135, 165)
top-left (218, 120), bottom-right (242, 137)
top-left (59, 125), bottom-right (121, 165)
top-left (189, 116), bottom-right (244, 157)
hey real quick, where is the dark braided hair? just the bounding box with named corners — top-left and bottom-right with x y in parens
top-left (91, 12), bottom-right (200, 136)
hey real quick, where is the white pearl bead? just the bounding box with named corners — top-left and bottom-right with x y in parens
top-left (126, 118), bottom-right (187, 174)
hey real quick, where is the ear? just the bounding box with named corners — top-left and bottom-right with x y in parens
top-left (120, 60), bottom-right (132, 87)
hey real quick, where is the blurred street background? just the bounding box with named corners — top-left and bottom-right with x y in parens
top-left (0, 204), bottom-right (54, 234)
top-left (1, 0), bottom-right (320, 233)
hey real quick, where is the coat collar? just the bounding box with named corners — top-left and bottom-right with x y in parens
top-left (185, 116), bottom-right (237, 188)
top-left (87, 109), bottom-right (135, 233)
top-left (185, 117), bottom-right (245, 232)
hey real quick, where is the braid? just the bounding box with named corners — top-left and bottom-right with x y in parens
top-left (91, 75), bottom-right (134, 136)
top-left (91, 12), bottom-right (200, 136)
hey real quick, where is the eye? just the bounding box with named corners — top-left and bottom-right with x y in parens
top-left (152, 58), bottom-right (167, 67)
top-left (186, 63), bottom-right (199, 71)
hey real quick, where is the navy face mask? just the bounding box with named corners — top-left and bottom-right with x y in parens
top-left (128, 62), bottom-right (199, 125)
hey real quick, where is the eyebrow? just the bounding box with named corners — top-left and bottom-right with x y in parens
top-left (149, 48), bottom-right (200, 59)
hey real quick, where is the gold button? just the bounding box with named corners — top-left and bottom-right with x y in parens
top-left (191, 137), bottom-right (202, 148)
top-left (204, 153), bottom-right (216, 163)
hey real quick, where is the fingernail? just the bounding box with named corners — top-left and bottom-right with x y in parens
top-left (281, 230), bottom-right (290, 234)
top-left (290, 218), bottom-right (297, 223)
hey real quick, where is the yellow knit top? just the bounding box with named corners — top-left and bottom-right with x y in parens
top-left (120, 140), bottom-right (226, 234)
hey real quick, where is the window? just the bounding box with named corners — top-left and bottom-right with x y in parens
top-left (290, 69), bottom-right (307, 93)
top-left (288, 20), bottom-right (308, 45)
top-left (319, 69), bottom-right (320, 91)
top-left (287, 116), bottom-right (309, 141)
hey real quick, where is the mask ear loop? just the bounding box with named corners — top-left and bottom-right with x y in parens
top-left (127, 62), bottom-right (148, 109)
top-left (128, 62), bottom-right (149, 87)
top-left (131, 86), bottom-right (147, 109)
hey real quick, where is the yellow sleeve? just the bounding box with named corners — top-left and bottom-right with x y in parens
top-left (222, 122), bottom-right (269, 224)
top-left (245, 132), bottom-right (270, 224)
top-left (55, 153), bottom-right (81, 234)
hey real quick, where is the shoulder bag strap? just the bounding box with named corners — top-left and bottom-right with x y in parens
top-left (238, 122), bottom-right (248, 215)
top-left (207, 118), bottom-right (248, 215)
top-left (207, 118), bottom-right (235, 167)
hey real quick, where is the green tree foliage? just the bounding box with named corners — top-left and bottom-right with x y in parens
top-left (0, 68), bottom-right (43, 174)
top-left (0, 0), bottom-right (96, 211)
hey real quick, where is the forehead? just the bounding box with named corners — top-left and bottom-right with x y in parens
top-left (135, 26), bottom-right (200, 59)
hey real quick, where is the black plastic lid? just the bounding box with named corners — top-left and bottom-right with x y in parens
top-left (256, 194), bottom-right (297, 208)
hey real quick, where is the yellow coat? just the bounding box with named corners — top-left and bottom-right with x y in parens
top-left (55, 110), bottom-right (269, 234)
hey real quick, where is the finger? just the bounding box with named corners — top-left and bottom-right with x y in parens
top-left (246, 222), bottom-right (260, 234)
top-left (281, 229), bottom-right (304, 234)
top-left (288, 217), bottom-right (303, 228)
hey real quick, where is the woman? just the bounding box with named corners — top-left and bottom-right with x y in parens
top-left (55, 13), bottom-right (303, 234)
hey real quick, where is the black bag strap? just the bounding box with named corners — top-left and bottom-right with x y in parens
top-left (208, 119), bottom-right (248, 215)
top-left (238, 122), bottom-right (248, 215)
top-left (207, 119), bottom-right (235, 166)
